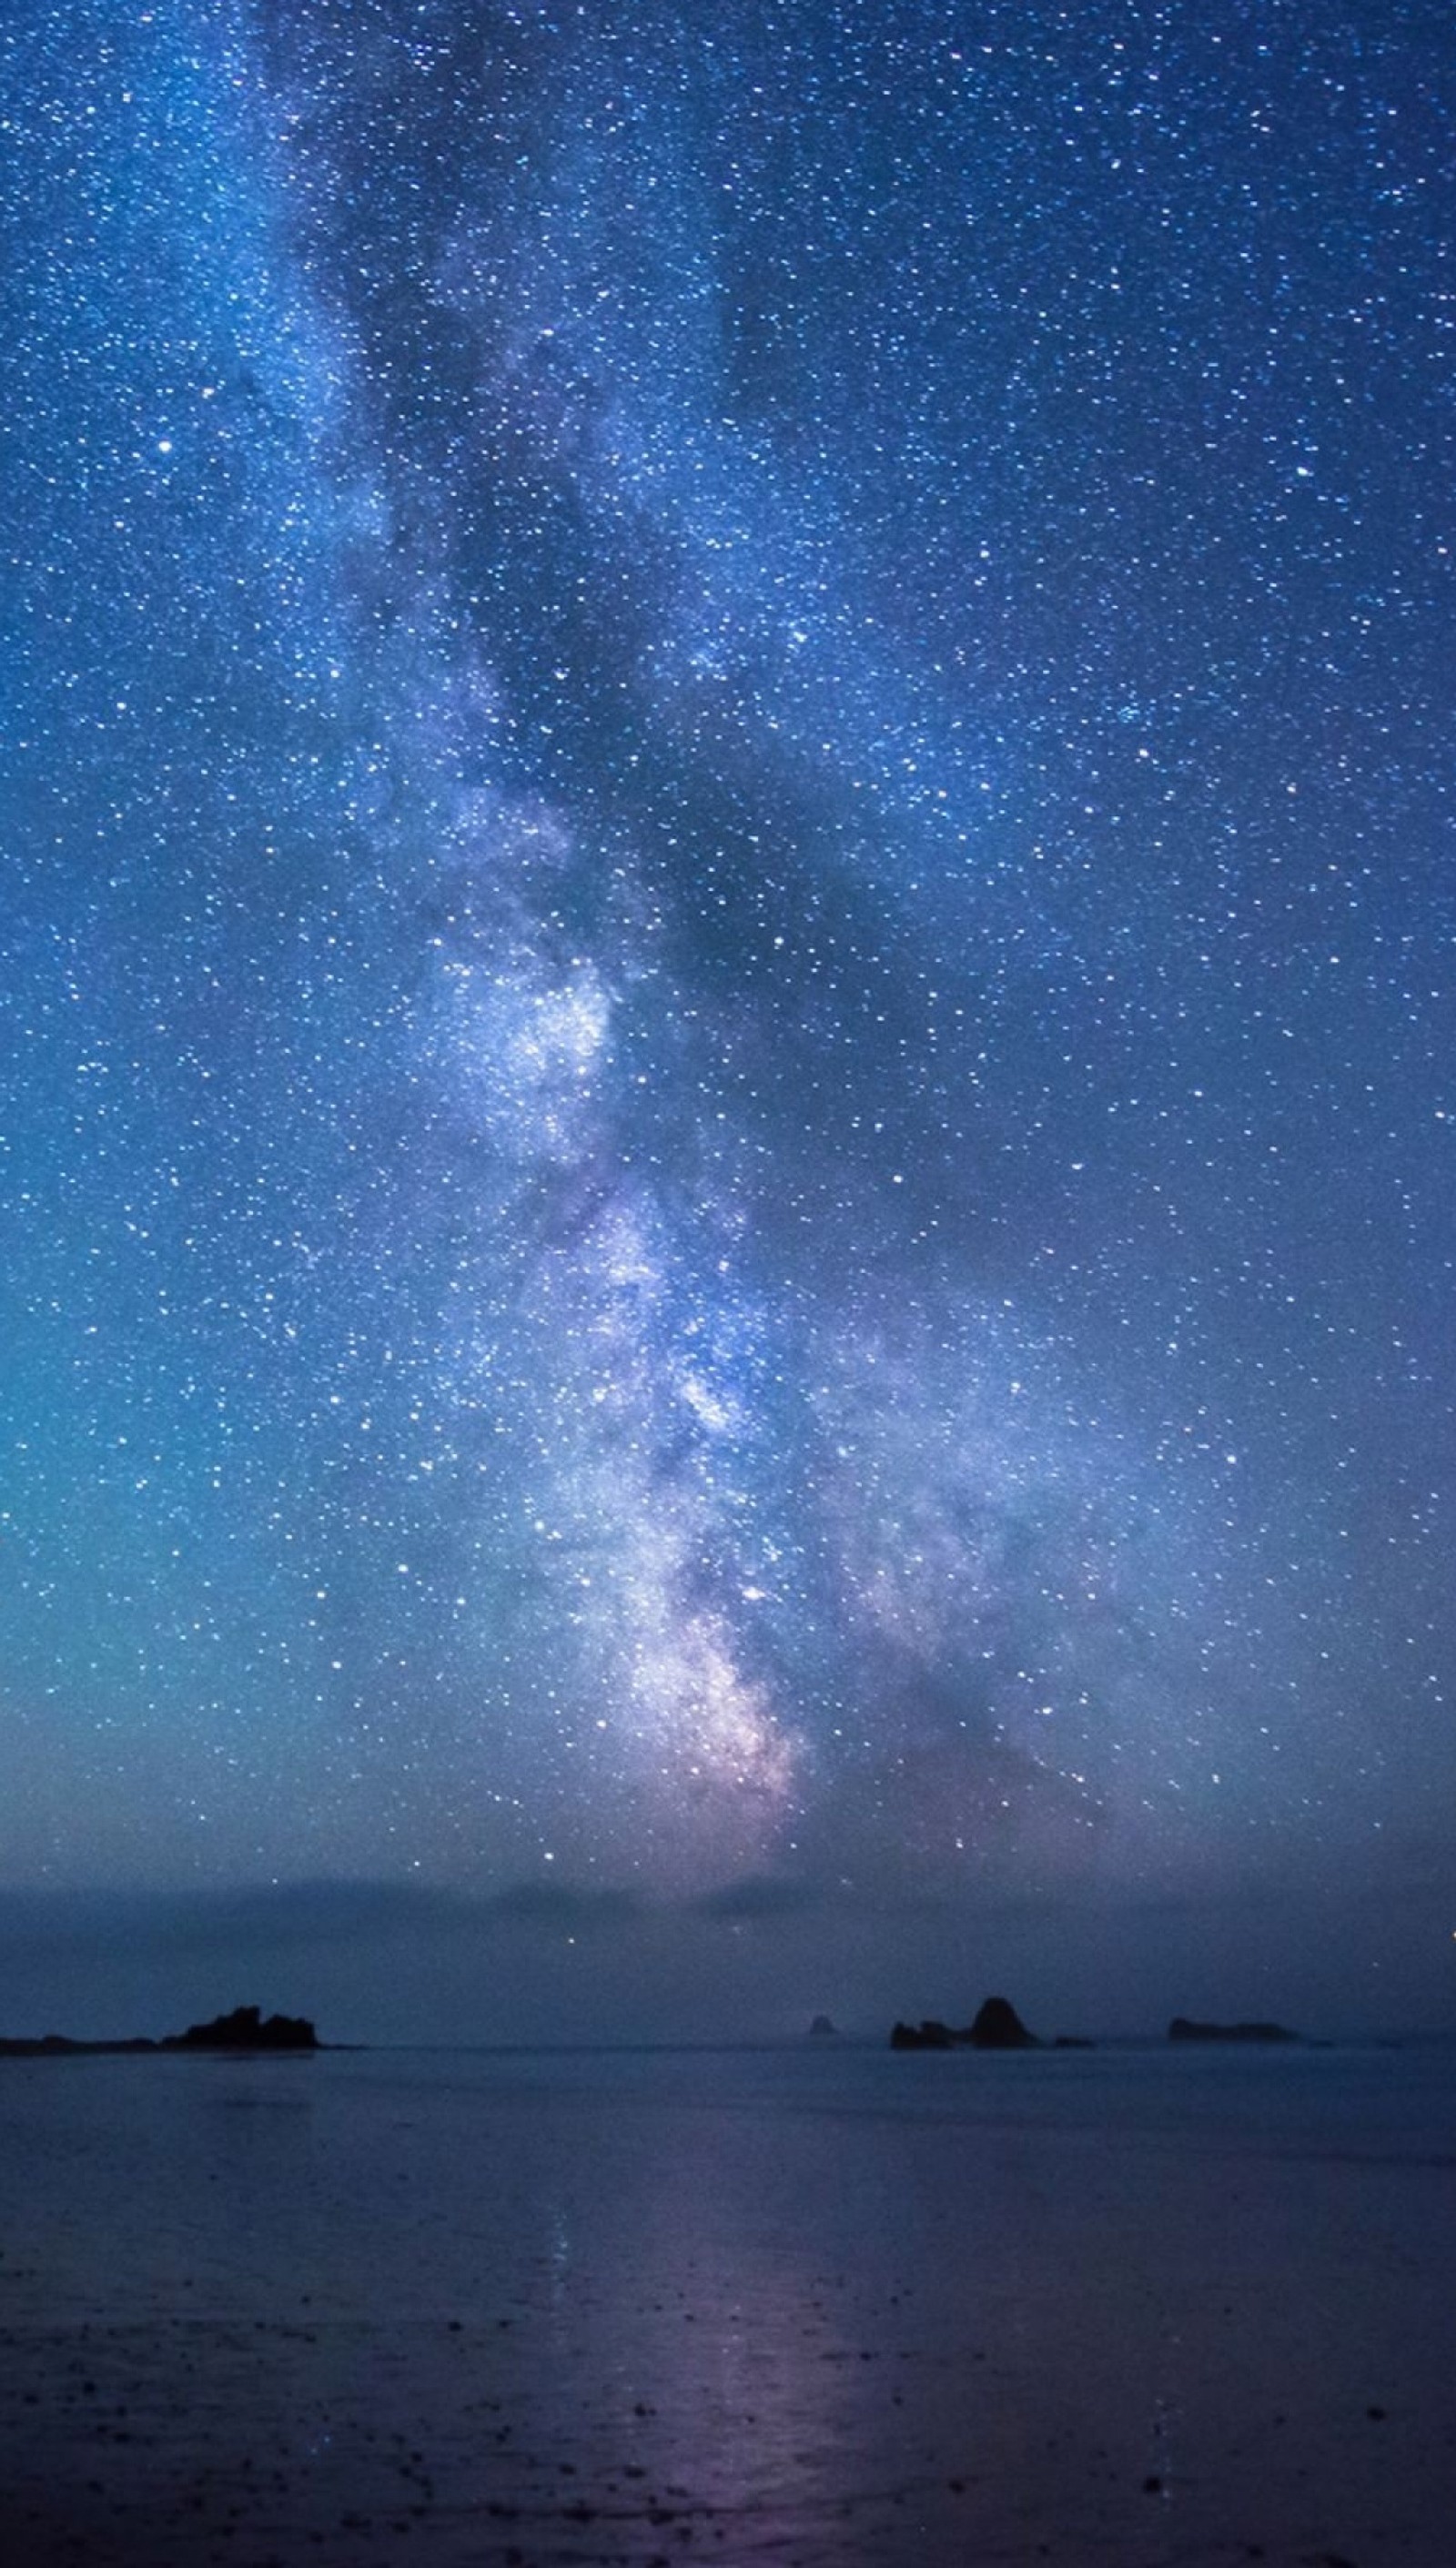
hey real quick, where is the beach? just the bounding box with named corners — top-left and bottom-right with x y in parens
top-left (0, 2038), bottom-right (1451, 2564)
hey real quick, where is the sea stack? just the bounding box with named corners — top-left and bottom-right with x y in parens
top-left (966, 1996), bottom-right (1038, 2049)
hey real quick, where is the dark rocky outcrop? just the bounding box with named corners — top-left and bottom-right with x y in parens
top-left (1168, 2016), bottom-right (1299, 2045)
top-left (891, 1997), bottom-right (1041, 2051)
top-left (967, 1996), bottom-right (1038, 2049)
top-left (1, 2004), bottom-right (320, 2058)
top-left (807, 2015), bottom-right (839, 2039)
top-left (162, 2006), bottom-right (318, 2052)
top-left (891, 2018), bottom-right (956, 2050)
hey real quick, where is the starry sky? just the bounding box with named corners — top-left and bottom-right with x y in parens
top-left (2, 0), bottom-right (1453, 2037)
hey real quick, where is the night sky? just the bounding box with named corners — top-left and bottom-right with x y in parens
top-left (2, 0), bottom-right (1452, 2037)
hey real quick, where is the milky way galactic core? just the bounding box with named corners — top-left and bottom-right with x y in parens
top-left (2, 2), bottom-right (1452, 1933)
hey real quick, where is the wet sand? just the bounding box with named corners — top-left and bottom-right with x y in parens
top-left (0, 2041), bottom-right (1451, 2564)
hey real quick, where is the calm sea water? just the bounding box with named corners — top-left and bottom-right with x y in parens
top-left (0, 2039), bottom-right (1451, 2564)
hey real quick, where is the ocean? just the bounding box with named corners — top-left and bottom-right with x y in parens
top-left (0, 2037), bottom-right (1451, 2564)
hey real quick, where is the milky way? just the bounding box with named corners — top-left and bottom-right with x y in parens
top-left (3, 1), bottom-right (1453, 1959)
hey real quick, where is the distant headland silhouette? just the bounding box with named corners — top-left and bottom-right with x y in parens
top-left (1168, 2016), bottom-right (1299, 2044)
top-left (0, 2005), bottom-right (320, 2059)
